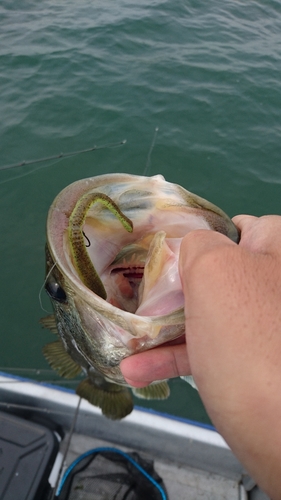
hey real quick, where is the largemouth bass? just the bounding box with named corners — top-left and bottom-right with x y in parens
top-left (41, 173), bottom-right (239, 419)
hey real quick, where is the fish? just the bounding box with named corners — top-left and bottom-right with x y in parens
top-left (41, 173), bottom-right (239, 419)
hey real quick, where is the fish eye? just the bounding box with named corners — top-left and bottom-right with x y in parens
top-left (45, 281), bottom-right (67, 303)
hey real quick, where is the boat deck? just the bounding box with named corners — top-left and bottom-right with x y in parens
top-left (63, 431), bottom-right (242, 500)
top-left (0, 374), bottom-right (270, 499)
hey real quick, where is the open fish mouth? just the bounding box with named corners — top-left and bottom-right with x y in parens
top-left (42, 173), bottom-right (239, 419)
top-left (107, 245), bottom-right (146, 312)
top-left (46, 173), bottom-right (239, 352)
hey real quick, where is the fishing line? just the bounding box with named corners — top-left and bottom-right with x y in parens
top-left (0, 140), bottom-right (127, 171)
top-left (51, 396), bottom-right (82, 500)
top-left (0, 139), bottom-right (127, 185)
top-left (38, 260), bottom-right (59, 313)
top-left (0, 155), bottom-right (66, 186)
top-left (143, 127), bottom-right (159, 176)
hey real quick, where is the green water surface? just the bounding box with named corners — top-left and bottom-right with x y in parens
top-left (1, 0), bottom-right (281, 424)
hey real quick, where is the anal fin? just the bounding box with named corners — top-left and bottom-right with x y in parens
top-left (132, 381), bottom-right (170, 400)
top-left (43, 340), bottom-right (82, 379)
top-left (76, 377), bottom-right (133, 420)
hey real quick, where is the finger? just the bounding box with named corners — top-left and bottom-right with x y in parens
top-left (120, 343), bottom-right (191, 387)
top-left (233, 215), bottom-right (281, 254)
top-left (232, 214), bottom-right (258, 230)
top-left (160, 334), bottom-right (186, 347)
top-left (179, 229), bottom-right (235, 281)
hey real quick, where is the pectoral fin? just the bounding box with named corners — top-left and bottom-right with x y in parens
top-left (40, 314), bottom-right (58, 334)
top-left (132, 381), bottom-right (170, 400)
top-left (180, 375), bottom-right (198, 390)
top-left (76, 377), bottom-right (133, 420)
top-left (43, 340), bottom-right (82, 379)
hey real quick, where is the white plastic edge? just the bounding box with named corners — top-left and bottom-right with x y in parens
top-left (0, 375), bottom-right (229, 450)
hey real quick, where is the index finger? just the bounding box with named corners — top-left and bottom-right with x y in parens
top-left (120, 342), bottom-right (190, 387)
top-left (232, 215), bottom-right (281, 254)
top-left (179, 229), bottom-right (235, 280)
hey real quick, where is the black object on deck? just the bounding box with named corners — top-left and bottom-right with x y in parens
top-left (0, 411), bottom-right (60, 500)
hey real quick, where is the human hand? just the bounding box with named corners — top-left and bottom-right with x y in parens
top-left (121, 215), bottom-right (281, 498)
